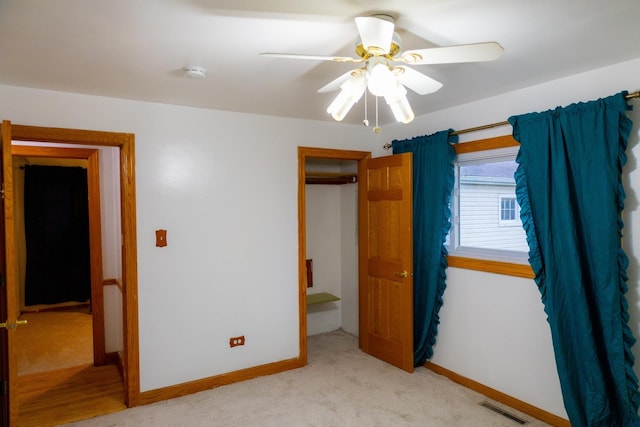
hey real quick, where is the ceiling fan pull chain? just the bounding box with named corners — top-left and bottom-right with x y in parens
top-left (374, 96), bottom-right (381, 133)
top-left (363, 90), bottom-right (369, 127)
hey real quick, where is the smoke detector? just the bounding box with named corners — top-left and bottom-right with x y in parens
top-left (184, 65), bottom-right (206, 79)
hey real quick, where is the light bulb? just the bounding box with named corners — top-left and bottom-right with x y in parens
top-left (384, 83), bottom-right (415, 124)
top-left (327, 73), bottom-right (367, 121)
top-left (367, 63), bottom-right (396, 97)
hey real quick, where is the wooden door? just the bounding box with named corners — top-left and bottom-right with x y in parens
top-left (358, 153), bottom-right (414, 373)
top-left (0, 121), bottom-right (9, 427)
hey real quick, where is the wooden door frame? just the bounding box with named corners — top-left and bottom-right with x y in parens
top-left (0, 121), bottom-right (10, 427)
top-left (297, 147), bottom-right (371, 364)
top-left (11, 145), bottom-right (106, 365)
top-left (4, 122), bottom-right (139, 426)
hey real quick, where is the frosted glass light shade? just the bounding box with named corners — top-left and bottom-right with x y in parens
top-left (367, 63), bottom-right (396, 97)
top-left (327, 73), bottom-right (367, 121)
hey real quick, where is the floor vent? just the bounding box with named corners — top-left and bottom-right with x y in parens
top-left (479, 401), bottom-right (528, 424)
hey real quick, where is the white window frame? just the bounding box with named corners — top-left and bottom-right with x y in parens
top-left (498, 194), bottom-right (520, 226)
top-left (448, 146), bottom-right (529, 264)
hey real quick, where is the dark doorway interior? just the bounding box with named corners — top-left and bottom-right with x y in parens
top-left (24, 165), bottom-right (90, 306)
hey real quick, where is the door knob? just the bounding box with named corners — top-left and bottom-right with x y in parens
top-left (0, 319), bottom-right (28, 329)
top-left (395, 271), bottom-right (408, 278)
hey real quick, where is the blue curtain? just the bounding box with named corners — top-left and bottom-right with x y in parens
top-left (392, 130), bottom-right (457, 366)
top-left (509, 92), bottom-right (640, 426)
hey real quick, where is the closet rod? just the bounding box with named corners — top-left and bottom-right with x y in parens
top-left (383, 90), bottom-right (640, 150)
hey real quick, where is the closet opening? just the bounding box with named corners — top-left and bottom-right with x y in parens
top-left (297, 147), bottom-right (371, 364)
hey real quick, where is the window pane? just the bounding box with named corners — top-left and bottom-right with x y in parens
top-left (500, 197), bottom-right (516, 221)
top-left (459, 159), bottom-right (529, 252)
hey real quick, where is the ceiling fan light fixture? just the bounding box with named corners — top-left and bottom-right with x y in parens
top-left (262, 14), bottom-right (505, 127)
top-left (327, 73), bottom-right (367, 121)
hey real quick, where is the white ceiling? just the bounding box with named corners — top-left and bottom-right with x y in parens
top-left (0, 0), bottom-right (638, 125)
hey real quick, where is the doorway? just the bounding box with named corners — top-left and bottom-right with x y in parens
top-left (297, 147), bottom-right (371, 364)
top-left (12, 146), bottom-right (106, 369)
top-left (2, 122), bottom-right (140, 426)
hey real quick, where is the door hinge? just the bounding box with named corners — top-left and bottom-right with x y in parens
top-left (1, 182), bottom-right (4, 200)
top-left (1, 380), bottom-right (6, 396)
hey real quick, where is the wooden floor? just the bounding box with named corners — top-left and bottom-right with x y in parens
top-left (18, 364), bottom-right (125, 426)
top-left (15, 307), bottom-right (126, 426)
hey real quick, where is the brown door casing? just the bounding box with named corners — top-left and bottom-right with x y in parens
top-left (297, 147), bottom-right (371, 365)
top-left (3, 122), bottom-right (139, 425)
top-left (0, 121), bottom-right (10, 427)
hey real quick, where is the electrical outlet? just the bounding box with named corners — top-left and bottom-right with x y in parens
top-left (229, 335), bottom-right (245, 348)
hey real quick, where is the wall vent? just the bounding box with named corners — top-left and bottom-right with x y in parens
top-left (479, 401), bottom-right (528, 424)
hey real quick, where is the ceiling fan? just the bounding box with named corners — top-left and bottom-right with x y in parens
top-left (261, 14), bottom-right (503, 125)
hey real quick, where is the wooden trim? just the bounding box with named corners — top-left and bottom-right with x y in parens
top-left (447, 256), bottom-right (534, 279)
top-left (10, 125), bottom-right (133, 147)
top-left (139, 357), bottom-right (304, 405)
top-left (104, 351), bottom-right (124, 384)
top-left (87, 150), bottom-right (105, 365)
top-left (11, 146), bottom-right (96, 158)
top-left (357, 158), bottom-right (367, 353)
top-left (7, 124), bottom-right (140, 415)
top-left (103, 278), bottom-right (124, 293)
top-left (120, 133), bottom-right (139, 407)
top-left (298, 146), bottom-right (370, 160)
top-left (454, 134), bottom-right (519, 154)
top-left (425, 362), bottom-right (570, 427)
top-left (104, 351), bottom-right (121, 366)
top-left (2, 121), bottom-right (19, 427)
top-left (297, 147), bottom-right (371, 369)
top-left (297, 148), bottom-right (308, 366)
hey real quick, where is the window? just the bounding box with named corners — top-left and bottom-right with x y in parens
top-left (498, 195), bottom-right (519, 225)
top-left (447, 136), bottom-right (532, 277)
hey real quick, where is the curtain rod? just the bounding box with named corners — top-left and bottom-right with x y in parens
top-left (383, 90), bottom-right (640, 150)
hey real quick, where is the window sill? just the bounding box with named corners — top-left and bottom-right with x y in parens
top-left (447, 255), bottom-right (534, 279)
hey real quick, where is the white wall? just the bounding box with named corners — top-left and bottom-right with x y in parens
top-left (306, 184), bottom-right (343, 335)
top-left (0, 84), bottom-right (385, 392)
top-left (96, 146), bottom-right (123, 353)
top-left (340, 182), bottom-right (359, 335)
top-left (386, 57), bottom-right (640, 418)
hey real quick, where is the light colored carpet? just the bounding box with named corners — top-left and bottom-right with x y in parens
top-left (16, 307), bottom-right (93, 375)
top-left (63, 330), bottom-right (551, 426)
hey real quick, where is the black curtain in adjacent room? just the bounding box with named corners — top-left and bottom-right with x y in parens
top-left (24, 165), bottom-right (90, 306)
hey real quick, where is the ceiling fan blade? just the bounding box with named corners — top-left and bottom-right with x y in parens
top-left (260, 52), bottom-right (360, 63)
top-left (395, 67), bottom-right (443, 95)
top-left (398, 42), bottom-right (504, 65)
top-left (355, 16), bottom-right (395, 54)
top-left (318, 69), bottom-right (365, 93)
